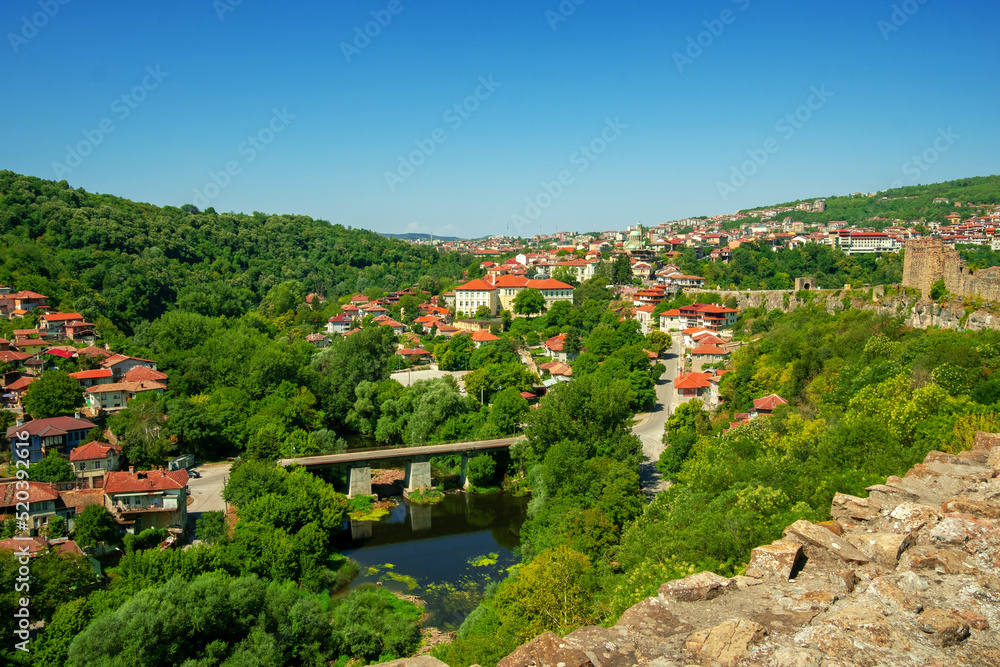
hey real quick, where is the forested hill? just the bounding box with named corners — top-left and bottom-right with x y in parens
top-left (0, 170), bottom-right (470, 332)
top-left (736, 174), bottom-right (1000, 229)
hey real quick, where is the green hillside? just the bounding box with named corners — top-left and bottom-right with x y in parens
top-left (742, 175), bottom-right (1000, 229)
top-left (0, 170), bottom-right (470, 332)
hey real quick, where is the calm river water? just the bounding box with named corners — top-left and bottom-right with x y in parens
top-left (333, 491), bottom-right (528, 629)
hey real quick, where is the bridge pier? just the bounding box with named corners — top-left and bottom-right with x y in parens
top-left (404, 459), bottom-right (432, 492)
top-left (459, 453), bottom-right (471, 490)
top-left (348, 464), bottom-right (372, 498)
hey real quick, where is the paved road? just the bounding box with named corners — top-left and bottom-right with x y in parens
top-left (391, 365), bottom-right (470, 387)
top-left (633, 337), bottom-right (681, 498)
top-left (186, 462), bottom-right (231, 515)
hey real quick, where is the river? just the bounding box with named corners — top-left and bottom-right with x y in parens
top-left (333, 491), bottom-right (528, 630)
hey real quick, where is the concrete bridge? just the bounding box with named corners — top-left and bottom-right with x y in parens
top-left (278, 437), bottom-right (522, 497)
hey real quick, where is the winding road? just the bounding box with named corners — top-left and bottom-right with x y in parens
top-left (632, 336), bottom-right (681, 498)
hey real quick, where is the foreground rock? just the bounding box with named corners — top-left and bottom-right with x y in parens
top-left (493, 431), bottom-right (1000, 666)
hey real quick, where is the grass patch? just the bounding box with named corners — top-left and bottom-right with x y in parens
top-left (408, 487), bottom-right (444, 505)
top-left (347, 495), bottom-right (393, 521)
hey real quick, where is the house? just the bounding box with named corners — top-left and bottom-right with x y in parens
top-left (100, 354), bottom-right (157, 380)
top-left (0, 351), bottom-right (34, 371)
top-left (68, 368), bottom-right (115, 388)
top-left (358, 303), bottom-right (389, 318)
top-left (39, 312), bottom-right (85, 337)
top-left (70, 441), bottom-right (123, 489)
top-left (658, 309), bottom-right (682, 331)
top-left (397, 347), bottom-right (433, 362)
top-left (305, 293), bottom-right (327, 307)
top-left (14, 337), bottom-right (50, 352)
top-left (64, 320), bottom-right (96, 340)
top-left (681, 327), bottom-right (715, 348)
top-left (0, 290), bottom-right (49, 318)
top-left (326, 314), bottom-right (353, 334)
top-left (540, 360), bottom-right (572, 382)
top-left (85, 381), bottom-right (166, 415)
top-left (4, 376), bottom-right (37, 409)
top-left (673, 371), bottom-right (715, 405)
top-left (372, 316), bottom-right (406, 334)
top-left (470, 330), bottom-right (500, 346)
top-left (305, 333), bottom-right (330, 348)
top-left (635, 304), bottom-right (656, 334)
top-left (7, 415), bottom-right (97, 463)
top-left (663, 273), bottom-right (705, 289)
top-left (543, 333), bottom-right (579, 363)
top-left (678, 304), bottom-right (739, 331)
top-left (750, 394), bottom-right (788, 418)
top-left (455, 279), bottom-right (500, 317)
top-left (0, 481), bottom-right (59, 535)
top-left (340, 304), bottom-right (361, 320)
top-left (491, 276), bottom-right (575, 313)
top-left (104, 468), bottom-right (190, 534)
top-left (691, 344), bottom-right (730, 366)
top-left (554, 258), bottom-right (599, 282)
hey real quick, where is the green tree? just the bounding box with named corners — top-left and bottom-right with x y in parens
top-left (464, 363), bottom-right (538, 405)
top-left (645, 330), bottom-right (672, 356)
top-left (930, 278), bottom-right (948, 301)
top-left (613, 254), bottom-right (633, 284)
top-left (21, 371), bottom-right (83, 419)
top-left (72, 505), bottom-right (119, 549)
top-left (466, 454), bottom-right (498, 487)
top-left (29, 450), bottom-right (76, 483)
top-left (474, 305), bottom-right (493, 319)
top-left (196, 511), bottom-right (226, 545)
top-left (512, 288), bottom-right (546, 316)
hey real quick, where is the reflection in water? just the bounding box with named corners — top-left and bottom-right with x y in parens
top-left (335, 491), bottom-right (528, 629)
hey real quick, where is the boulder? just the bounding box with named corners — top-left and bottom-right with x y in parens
top-left (659, 570), bottom-right (734, 602)
top-left (684, 619), bottom-right (766, 666)
top-left (888, 502), bottom-right (941, 532)
top-left (745, 540), bottom-right (802, 580)
top-left (783, 520), bottom-right (871, 564)
top-left (846, 532), bottom-right (916, 568)
top-left (497, 632), bottom-right (593, 667)
top-left (831, 493), bottom-right (882, 523)
top-left (941, 495), bottom-right (1000, 519)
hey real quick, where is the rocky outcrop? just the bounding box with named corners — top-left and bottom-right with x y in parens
top-left (493, 431), bottom-right (1000, 666)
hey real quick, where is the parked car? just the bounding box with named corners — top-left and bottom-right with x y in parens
top-left (187, 470), bottom-right (201, 479)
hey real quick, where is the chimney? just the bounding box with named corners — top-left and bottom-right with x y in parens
top-left (15, 417), bottom-right (22, 427)
top-left (74, 411), bottom-right (81, 420)
top-left (129, 466), bottom-right (135, 474)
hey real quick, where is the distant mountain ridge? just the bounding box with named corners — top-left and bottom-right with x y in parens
top-left (381, 232), bottom-right (469, 242)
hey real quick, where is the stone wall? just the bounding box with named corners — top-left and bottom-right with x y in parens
top-left (489, 432), bottom-right (1000, 667)
top-left (904, 239), bottom-right (1000, 302)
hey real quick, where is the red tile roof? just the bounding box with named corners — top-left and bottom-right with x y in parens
top-left (0, 481), bottom-right (59, 507)
top-left (5, 376), bottom-right (37, 392)
top-left (471, 330), bottom-right (500, 342)
top-left (753, 394), bottom-right (788, 411)
top-left (673, 372), bottom-right (714, 390)
top-left (69, 441), bottom-right (122, 462)
top-left (69, 369), bottom-right (114, 380)
top-left (85, 380), bottom-right (166, 394)
top-left (41, 312), bottom-right (84, 322)
top-left (691, 344), bottom-right (729, 356)
top-left (123, 366), bottom-right (169, 382)
top-left (456, 279), bottom-right (497, 292)
top-left (104, 469), bottom-right (189, 494)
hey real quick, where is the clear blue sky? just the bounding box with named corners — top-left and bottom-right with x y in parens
top-left (3, 0), bottom-right (998, 238)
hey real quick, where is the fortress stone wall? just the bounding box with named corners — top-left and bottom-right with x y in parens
top-left (904, 239), bottom-right (1000, 302)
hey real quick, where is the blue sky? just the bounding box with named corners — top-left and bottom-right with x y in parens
top-left (2, 0), bottom-right (998, 238)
